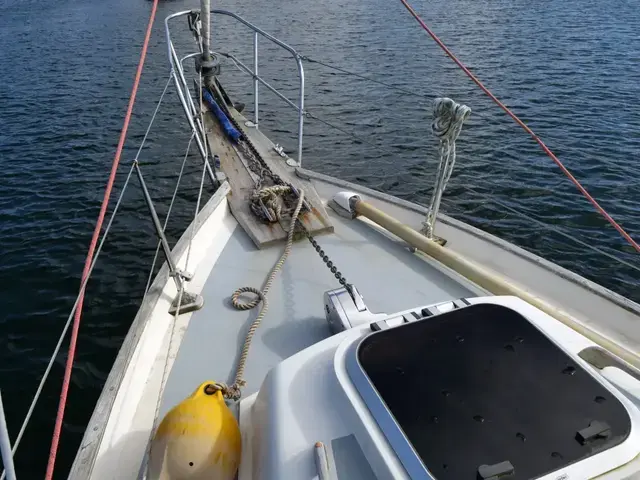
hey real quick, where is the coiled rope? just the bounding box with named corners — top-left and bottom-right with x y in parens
top-left (249, 184), bottom-right (293, 223)
top-left (423, 98), bottom-right (472, 237)
top-left (224, 187), bottom-right (305, 401)
top-left (432, 97), bottom-right (472, 187)
top-left (398, 0), bottom-right (639, 252)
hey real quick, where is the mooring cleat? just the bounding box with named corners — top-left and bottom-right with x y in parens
top-left (169, 291), bottom-right (204, 316)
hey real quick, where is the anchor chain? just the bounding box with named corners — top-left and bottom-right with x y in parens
top-left (206, 81), bottom-right (350, 288)
top-left (206, 83), bottom-right (352, 401)
top-left (299, 226), bottom-right (350, 289)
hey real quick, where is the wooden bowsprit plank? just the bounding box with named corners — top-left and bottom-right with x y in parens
top-left (203, 106), bottom-right (333, 249)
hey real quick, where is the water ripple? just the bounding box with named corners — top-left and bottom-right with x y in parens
top-left (0, 0), bottom-right (638, 476)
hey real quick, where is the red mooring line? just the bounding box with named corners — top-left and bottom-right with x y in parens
top-left (399, 0), bottom-right (639, 252)
top-left (45, 1), bottom-right (160, 477)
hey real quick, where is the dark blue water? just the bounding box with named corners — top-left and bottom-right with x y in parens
top-left (0, 0), bottom-right (638, 476)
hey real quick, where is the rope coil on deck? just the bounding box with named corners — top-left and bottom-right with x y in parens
top-left (226, 187), bottom-right (305, 401)
top-left (249, 184), bottom-right (294, 223)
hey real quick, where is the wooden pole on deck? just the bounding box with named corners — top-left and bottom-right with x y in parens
top-left (353, 198), bottom-right (640, 372)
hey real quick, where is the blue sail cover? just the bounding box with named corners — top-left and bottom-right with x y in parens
top-left (202, 89), bottom-right (242, 143)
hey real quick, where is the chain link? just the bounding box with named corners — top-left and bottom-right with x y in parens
top-left (298, 222), bottom-right (350, 288)
top-left (205, 82), bottom-right (351, 290)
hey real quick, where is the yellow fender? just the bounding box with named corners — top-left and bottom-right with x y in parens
top-left (149, 381), bottom-right (241, 480)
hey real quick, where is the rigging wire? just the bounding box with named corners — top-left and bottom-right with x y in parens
top-left (5, 72), bottom-right (170, 480)
top-left (296, 105), bottom-right (638, 271)
top-left (300, 55), bottom-right (495, 120)
top-left (397, 0), bottom-right (639, 252)
top-left (44, 0), bottom-right (160, 477)
top-left (303, 105), bottom-right (636, 269)
top-left (300, 10), bottom-right (640, 255)
top-left (143, 133), bottom-right (195, 296)
top-left (223, 52), bottom-right (426, 154)
top-left (0, 164), bottom-right (134, 480)
top-left (303, 110), bottom-right (402, 152)
top-left (456, 187), bottom-right (640, 273)
top-left (301, 55), bottom-right (432, 99)
top-left (302, 90), bottom-right (638, 270)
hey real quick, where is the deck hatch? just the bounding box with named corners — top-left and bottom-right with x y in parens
top-left (356, 303), bottom-right (631, 479)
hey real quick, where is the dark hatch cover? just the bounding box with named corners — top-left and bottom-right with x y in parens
top-left (357, 303), bottom-right (631, 479)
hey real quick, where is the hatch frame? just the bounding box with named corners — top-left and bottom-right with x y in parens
top-left (342, 296), bottom-right (640, 480)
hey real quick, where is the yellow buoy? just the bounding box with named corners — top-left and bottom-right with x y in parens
top-left (148, 381), bottom-right (242, 480)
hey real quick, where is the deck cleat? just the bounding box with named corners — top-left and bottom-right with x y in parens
top-left (168, 291), bottom-right (204, 316)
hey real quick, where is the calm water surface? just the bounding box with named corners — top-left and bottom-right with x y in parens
top-left (0, 0), bottom-right (638, 476)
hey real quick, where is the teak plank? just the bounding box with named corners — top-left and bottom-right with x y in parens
top-left (203, 107), bottom-right (333, 249)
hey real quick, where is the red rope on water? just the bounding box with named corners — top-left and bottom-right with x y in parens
top-left (399, 0), bottom-right (640, 253)
top-left (44, 1), bottom-right (159, 477)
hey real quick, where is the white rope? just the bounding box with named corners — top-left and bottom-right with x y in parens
top-left (422, 97), bottom-right (471, 237)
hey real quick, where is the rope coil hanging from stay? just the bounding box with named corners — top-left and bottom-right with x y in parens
top-left (422, 98), bottom-right (471, 237)
top-left (398, 0), bottom-right (639, 253)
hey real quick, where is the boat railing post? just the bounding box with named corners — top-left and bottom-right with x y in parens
top-left (168, 46), bottom-right (217, 186)
top-left (253, 32), bottom-right (259, 127)
top-left (0, 391), bottom-right (17, 480)
top-left (134, 162), bottom-right (204, 315)
top-left (207, 10), bottom-right (305, 166)
top-left (296, 55), bottom-right (305, 167)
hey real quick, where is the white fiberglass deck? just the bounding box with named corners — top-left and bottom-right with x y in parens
top-left (158, 201), bottom-right (480, 418)
top-left (71, 170), bottom-right (640, 480)
top-left (73, 183), bottom-right (482, 479)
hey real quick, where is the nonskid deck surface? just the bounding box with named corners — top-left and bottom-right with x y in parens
top-left (157, 209), bottom-right (477, 418)
top-left (360, 303), bottom-right (633, 479)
